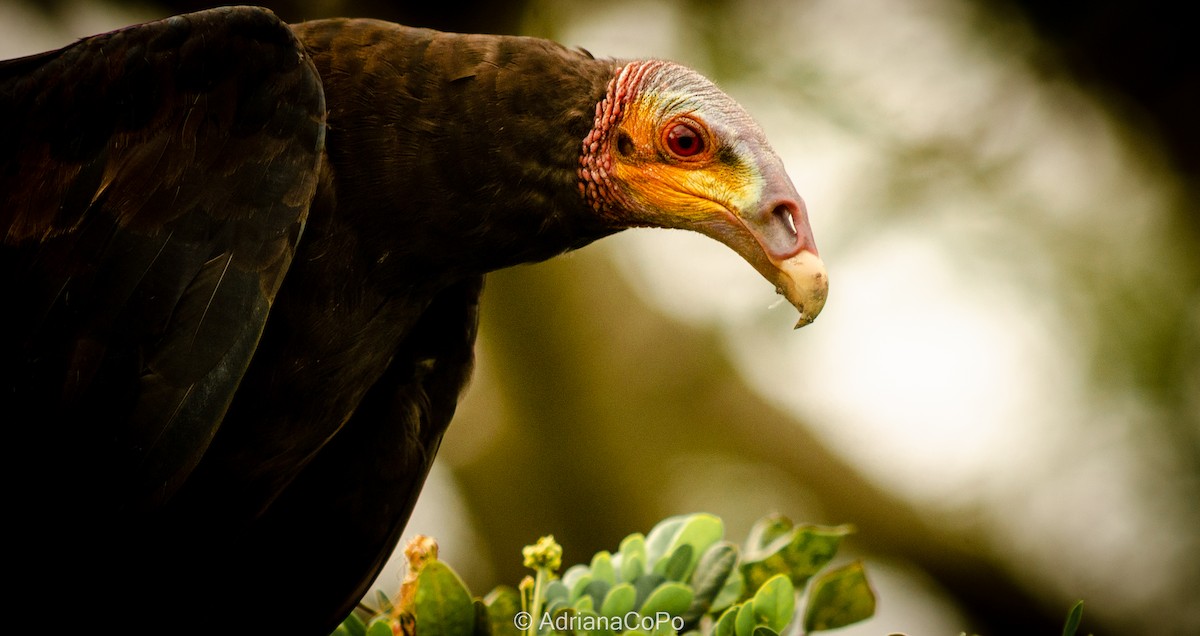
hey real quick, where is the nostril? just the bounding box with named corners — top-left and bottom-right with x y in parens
top-left (757, 197), bottom-right (815, 260)
top-left (773, 203), bottom-right (798, 238)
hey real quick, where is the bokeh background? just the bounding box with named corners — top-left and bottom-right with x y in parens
top-left (4, 1), bottom-right (1197, 634)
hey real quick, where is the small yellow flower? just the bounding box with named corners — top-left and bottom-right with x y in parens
top-left (522, 535), bottom-right (563, 572)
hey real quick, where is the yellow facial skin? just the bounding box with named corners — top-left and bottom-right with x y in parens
top-left (607, 80), bottom-right (828, 327)
top-left (610, 100), bottom-right (761, 228)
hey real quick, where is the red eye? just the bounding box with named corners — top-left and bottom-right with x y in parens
top-left (665, 122), bottom-right (705, 158)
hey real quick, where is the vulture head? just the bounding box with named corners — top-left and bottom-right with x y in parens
top-left (579, 60), bottom-right (827, 326)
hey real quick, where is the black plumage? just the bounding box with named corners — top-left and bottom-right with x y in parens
top-left (1, 6), bottom-right (826, 633)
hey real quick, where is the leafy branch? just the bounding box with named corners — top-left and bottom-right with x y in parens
top-left (333, 513), bottom-right (876, 636)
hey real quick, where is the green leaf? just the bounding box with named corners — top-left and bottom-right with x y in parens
top-left (638, 582), bottom-right (694, 618)
top-left (584, 579), bottom-right (612, 610)
top-left (572, 595), bottom-right (595, 613)
top-left (644, 517), bottom-right (688, 566)
top-left (569, 573), bottom-right (595, 603)
top-left (545, 598), bottom-right (570, 622)
top-left (728, 574), bottom-right (799, 636)
top-left (1062, 601), bottom-right (1084, 636)
top-left (415, 560), bottom-right (477, 636)
top-left (485, 585), bottom-right (523, 636)
top-left (600, 583), bottom-right (637, 619)
top-left (591, 552), bottom-right (617, 585)
top-left (618, 534), bottom-right (647, 582)
top-left (621, 554), bottom-right (645, 584)
top-left (745, 515), bottom-right (794, 552)
top-left (675, 514), bottom-right (725, 549)
top-left (682, 542), bottom-right (738, 625)
top-left (710, 567), bottom-right (744, 615)
top-left (366, 617), bottom-right (395, 636)
top-left (632, 572), bottom-right (665, 610)
top-left (659, 544), bottom-right (694, 582)
top-left (712, 605), bottom-right (739, 636)
top-left (545, 581), bottom-right (570, 606)
top-left (802, 561), bottom-right (876, 632)
top-left (375, 590), bottom-right (395, 614)
top-left (750, 575), bottom-right (794, 634)
top-left (648, 508), bottom-right (720, 578)
top-left (551, 608), bottom-right (577, 636)
top-left (609, 552), bottom-right (624, 579)
top-left (475, 600), bottom-right (493, 636)
top-left (734, 601), bottom-right (758, 636)
top-left (750, 627), bottom-right (778, 636)
top-left (741, 525), bottom-right (853, 593)
top-left (332, 612), bottom-right (368, 636)
top-left (563, 566), bottom-right (591, 594)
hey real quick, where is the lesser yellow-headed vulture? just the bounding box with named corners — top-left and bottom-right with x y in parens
top-left (0, 6), bottom-right (826, 633)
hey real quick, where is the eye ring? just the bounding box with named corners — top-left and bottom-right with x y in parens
top-left (663, 119), bottom-right (708, 159)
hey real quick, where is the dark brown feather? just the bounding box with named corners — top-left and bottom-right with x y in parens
top-left (1, 7), bottom-right (625, 633)
top-left (0, 5), bottom-right (324, 630)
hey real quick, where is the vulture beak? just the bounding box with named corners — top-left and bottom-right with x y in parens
top-left (702, 157), bottom-right (828, 328)
top-left (758, 195), bottom-right (825, 326)
top-left (740, 187), bottom-right (828, 328)
top-left (779, 250), bottom-right (828, 328)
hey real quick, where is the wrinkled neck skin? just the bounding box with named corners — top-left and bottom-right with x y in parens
top-left (293, 19), bottom-right (624, 289)
top-left (578, 59), bottom-right (663, 220)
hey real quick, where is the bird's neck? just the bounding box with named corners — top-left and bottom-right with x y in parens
top-left (293, 19), bottom-right (622, 286)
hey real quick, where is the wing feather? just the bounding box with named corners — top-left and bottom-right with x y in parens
top-left (0, 4), bottom-right (326, 578)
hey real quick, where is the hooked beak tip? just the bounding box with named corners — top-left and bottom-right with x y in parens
top-left (774, 249), bottom-right (828, 329)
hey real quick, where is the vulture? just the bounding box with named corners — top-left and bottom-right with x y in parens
top-left (0, 6), bottom-right (827, 633)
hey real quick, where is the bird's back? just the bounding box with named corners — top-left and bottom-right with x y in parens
top-left (1, 8), bottom-right (615, 633)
